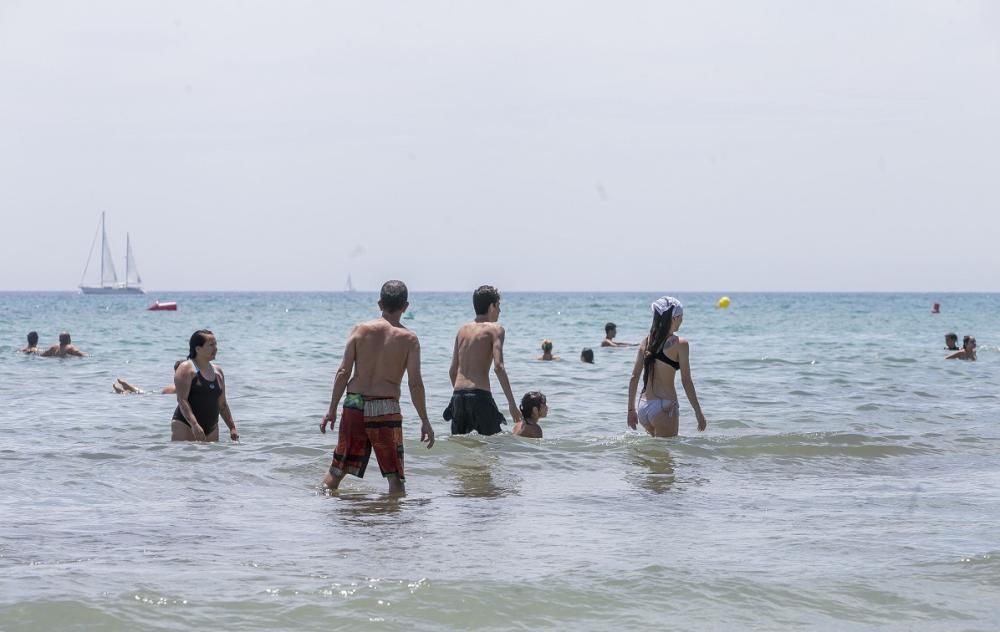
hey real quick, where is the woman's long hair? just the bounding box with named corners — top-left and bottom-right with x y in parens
top-left (641, 306), bottom-right (674, 393)
top-left (188, 329), bottom-right (214, 360)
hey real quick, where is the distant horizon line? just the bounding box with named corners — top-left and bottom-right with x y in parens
top-left (1, 289), bottom-right (998, 295)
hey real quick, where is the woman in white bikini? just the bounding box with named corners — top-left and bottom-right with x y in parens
top-left (627, 297), bottom-right (707, 437)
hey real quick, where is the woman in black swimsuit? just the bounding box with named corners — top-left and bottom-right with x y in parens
top-left (171, 329), bottom-right (240, 442)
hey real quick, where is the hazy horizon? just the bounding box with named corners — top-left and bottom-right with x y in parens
top-left (2, 1), bottom-right (998, 292)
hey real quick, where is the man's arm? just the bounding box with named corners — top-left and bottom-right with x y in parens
top-left (492, 326), bottom-right (522, 424)
top-left (678, 339), bottom-right (707, 432)
top-left (68, 346), bottom-right (86, 357)
top-left (321, 328), bottom-right (358, 433)
top-left (216, 368), bottom-right (239, 441)
top-left (448, 332), bottom-right (460, 387)
top-left (627, 342), bottom-right (645, 429)
top-left (405, 337), bottom-right (435, 449)
top-left (40, 346), bottom-right (55, 357)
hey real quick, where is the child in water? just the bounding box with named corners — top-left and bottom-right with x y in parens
top-left (513, 391), bottom-right (548, 438)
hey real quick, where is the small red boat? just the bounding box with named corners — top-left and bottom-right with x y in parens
top-left (148, 301), bottom-right (177, 311)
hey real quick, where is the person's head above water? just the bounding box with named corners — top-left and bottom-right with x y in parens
top-left (379, 279), bottom-right (409, 315)
top-left (605, 322), bottom-right (617, 338)
top-left (945, 333), bottom-right (959, 349)
top-left (520, 391), bottom-right (548, 421)
top-left (58, 332), bottom-right (71, 346)
top-left (963, 335), bottom-right (977, 350)
top-left (27, 331), bottom-right (38, 346)
top-left (541, 339), bottom-right (553, 353)
top-left (187, 329), bottom-right (216, 362)
top-left (473, 285), bottom-right (501, 320)
top-left (642, 297), bottom-right (685, 392)
top-left (580, 348), bottom-right (594, 363)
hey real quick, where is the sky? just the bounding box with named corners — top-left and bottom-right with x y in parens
top-left (1, 1), bottom-right (998, 292)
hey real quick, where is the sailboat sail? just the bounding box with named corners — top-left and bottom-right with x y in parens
top-left (126, 235), bottom-right (142, 286)
top-left (101, 222), bottom-right (119, 285)
top-left (79, 213), bottom-right (145, 294)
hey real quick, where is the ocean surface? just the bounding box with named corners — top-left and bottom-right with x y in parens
top-left (1, 292), bottom-right (997, 631)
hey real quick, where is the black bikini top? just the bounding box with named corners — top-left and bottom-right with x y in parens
top-left (652, 337), bottom-right (680, 370)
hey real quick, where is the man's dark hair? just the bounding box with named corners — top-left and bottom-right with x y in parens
top-left (605, 322), bottom-right (617, 336)
top-left (27, 331), bottom-right (38, 346)
top-left (58, 332), bottom-right (71, 345)
top-left (473, 285), bottom-right (501, 315)
top-left (945, 332), bottom-right (958, 342)
top-left (581, 348), bottom-right (594, 363)
top-left (380, 280), bottom-right (408, 313)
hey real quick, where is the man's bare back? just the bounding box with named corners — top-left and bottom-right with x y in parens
top-left (346, 318), bottom-right (419, 398)
top-left (41, 344), bottom-right (85, 358)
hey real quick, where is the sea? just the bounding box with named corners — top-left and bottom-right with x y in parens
top-left (1, 292), bottom-right (997, 631)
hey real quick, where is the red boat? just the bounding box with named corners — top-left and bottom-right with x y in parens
top-left (148, 301), bottom-right (177, 311)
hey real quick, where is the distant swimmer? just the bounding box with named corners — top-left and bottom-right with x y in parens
top-left (444, 285), bottom-right (522, 436)
top-left (627, 297), bottom-right (707, 438)
top-left (512, 391), bottom-right (547, 438)
top-left (171, 330), bottom-right (240, 442)
top-left (537, 339), bottom-right (560, 361)
top-left (580, 348), bottom-right (594, 364)
top-left (946, 335), bottom-right (977, 361)
top-left (319, 280), bottom-right (434, 495)
top-left (945, 333), bottom-right (960, 351)
top-left (20, 331), bottom-right (40, 354)
top-left (601, 322), bottom-right (638, 348)
top-left (40, 332), bottom-right (86, 358)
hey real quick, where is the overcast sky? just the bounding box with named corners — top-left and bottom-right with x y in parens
top-left (1, 1), bottom-right (997, 292)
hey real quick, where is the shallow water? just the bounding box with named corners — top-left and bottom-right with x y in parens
top-left (1, 292), bottom-right (998, 630)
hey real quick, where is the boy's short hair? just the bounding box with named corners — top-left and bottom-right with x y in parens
top-left (580, 348), bottom-right (594, 363)
top-left (605, 322), bottom-right (617, 335)
top-left (59, 332), bottom-right (71, 345)
top-left (27, 331), bottom-right (38, 346)
top-left (473, 285), bottom-right (501, 315)
top-left (541, 339), bottom-right (553, 353)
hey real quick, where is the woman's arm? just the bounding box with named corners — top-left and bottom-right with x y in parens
top-left (626, 340), bottom-right (646, 429)
top-left (678, 339), bottom-right (707, 432)
top-left (217, 368), bottom-right (239, 441)
top-left (174, 362), bottom-right (205, 440)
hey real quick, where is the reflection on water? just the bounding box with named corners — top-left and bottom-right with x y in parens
top-left (630, 442), bottom-right (677, 495)
top-left (445, 453), bottom-right (519, 499)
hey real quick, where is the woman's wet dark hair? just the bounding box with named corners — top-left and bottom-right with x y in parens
top-left (541, 339), bottom-right (553, 353)
top-left (641, 306), bottom-right (675, 393)
top-left (188, 329), bottom-right (214, 360)
top-left (473, 285), bottom-right (501, 315)
top-left (520, 391), bottom-right (546, 420)
top-left (580, 348), bottom-right (594, 363)
top-left (27, 331), bottom-right (38, 346)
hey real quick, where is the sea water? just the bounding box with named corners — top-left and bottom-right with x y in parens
top-left (1, 292), bottom-right (997, 630)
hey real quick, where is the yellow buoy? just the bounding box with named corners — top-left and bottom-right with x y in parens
top-left (717, 296), bottom-right (731, 309)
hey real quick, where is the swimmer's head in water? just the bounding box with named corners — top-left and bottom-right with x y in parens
top-left (27, 331), bottom-right (38, 346)
top-left (520, 391), bottom-right (547, 421)
top-left (541, 339), bottom-right (553, 353)
top-left (58, 332), bottom-right (71, 345)
top-left (605, 322), bottom-right (616, 337)
top-left (945, 333), bottom-right (958, 347)
top-left (188, 329), bottom-right (216, 361)
top-left (581, 348), bottom-right (594, 363)
top-left (379, 280), bottom-right (408, 314)
top-left (964, 335), bottom-right (977, 350)
top-left (473, 285), bottom-right (501, 317)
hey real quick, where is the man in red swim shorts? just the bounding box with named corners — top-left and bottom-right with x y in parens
top-left (319, 280), bottom-right (435, 494)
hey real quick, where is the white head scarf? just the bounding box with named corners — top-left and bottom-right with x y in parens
top-left (651, 296), bottom-right (683, 318)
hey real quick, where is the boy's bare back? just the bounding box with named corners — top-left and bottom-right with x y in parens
top-left (452, 322), bottom-right (503, 391)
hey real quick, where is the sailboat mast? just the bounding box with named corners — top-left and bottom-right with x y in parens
top-left (100, 212), bottom-right (106, 288)
top-left (125, 233), bottom-right (130, 288)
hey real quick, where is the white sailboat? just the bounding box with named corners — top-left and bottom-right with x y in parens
top-left (79, 212), bottom-right (146, 295)
top-left (346, 273), bottom-right (356, 293)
